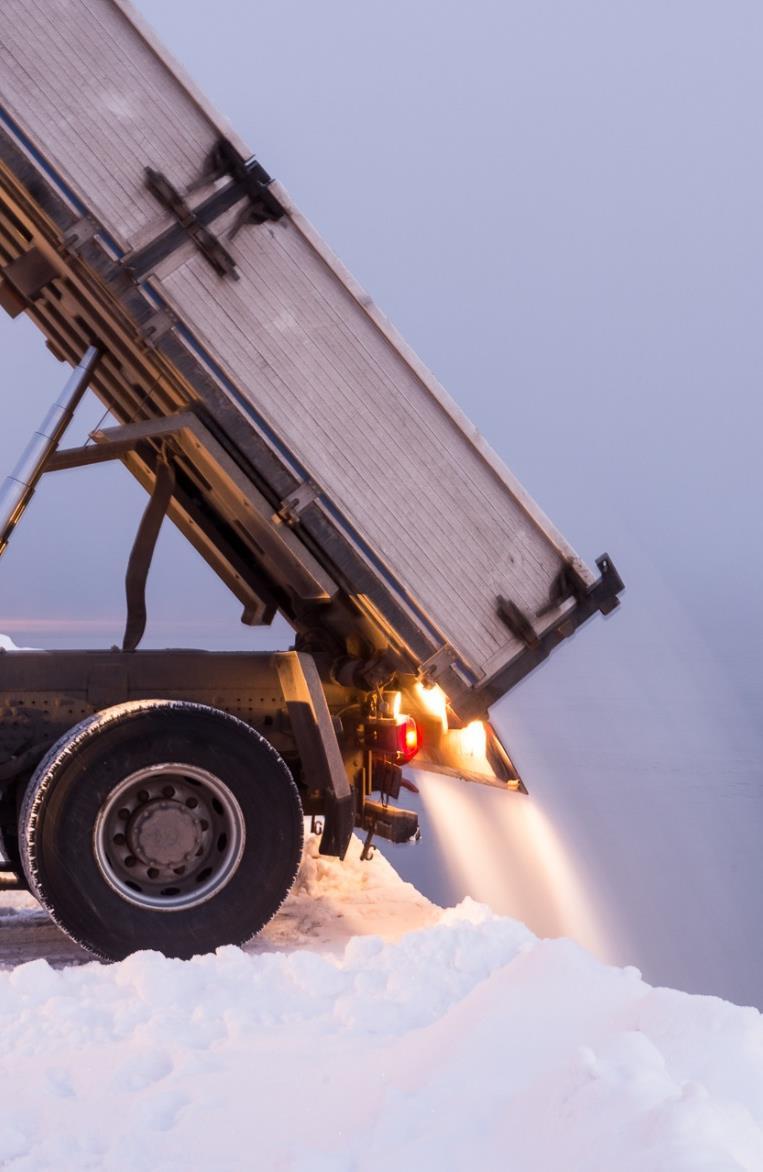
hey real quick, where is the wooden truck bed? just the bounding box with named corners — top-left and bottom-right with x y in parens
top-left (0, 0), bottom-right (621, 717)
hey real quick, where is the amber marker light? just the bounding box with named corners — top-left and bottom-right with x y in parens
top-left (413, 681), bottom-right (448, 732)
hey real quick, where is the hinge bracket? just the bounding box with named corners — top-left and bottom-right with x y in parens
top-left (127, 139), bottom-right (285, 281)
top-left (209, 138), bottom-right (285, 240)
top-left (537, 559), bottom-right (590, 618)
top-left (1, 247), bottom-right (60, 317)
top-left (144, 167), bottom-right (239, 279)
top-left (63, 215), bottom-right (100, 252)
top-left (496, 597), bottom-right (539, 648)
top-left (276, 480), bottom-right (321, 525)
top-left (419, 643), bottom-right (457, 684)
top-left (141, 306), bottom-right (177, 347)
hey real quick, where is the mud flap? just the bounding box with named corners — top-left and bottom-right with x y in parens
top-left (275, 652), bottom-right (354, 858)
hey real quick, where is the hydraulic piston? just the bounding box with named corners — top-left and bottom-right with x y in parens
top-left (0, 345), bottom-right (100, 557)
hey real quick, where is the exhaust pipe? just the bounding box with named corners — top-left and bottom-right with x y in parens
top-left (0, 346), bottom-right (100, 557)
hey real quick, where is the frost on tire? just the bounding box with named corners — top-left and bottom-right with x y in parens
top-left (19, 700), bottom-right (304, 961)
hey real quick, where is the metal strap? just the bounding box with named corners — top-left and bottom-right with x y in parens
top-left (418, 643), bottom-right (457, 683)
top-left (122, 457), bottom-right (175, 652)
top-left (496, 597), bottom-right (539, 648)
top-left (276, 479), bottom-right (321, 525)
top-left (143, 167), bottom-right (238, 279)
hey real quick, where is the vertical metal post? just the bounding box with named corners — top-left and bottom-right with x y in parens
top-left (0, 345), bottom-right (101, 557)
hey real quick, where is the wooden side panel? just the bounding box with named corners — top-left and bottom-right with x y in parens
top-left (155, 204), bottom-right (569, 675)
top-left (0, 0), bottom-right (233, 247)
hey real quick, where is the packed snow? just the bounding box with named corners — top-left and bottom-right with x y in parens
top-left (0, 835), bottom-right (760, 1171)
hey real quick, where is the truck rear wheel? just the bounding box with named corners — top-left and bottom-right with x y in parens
top-left (19, 700), bottom-right (303, 960)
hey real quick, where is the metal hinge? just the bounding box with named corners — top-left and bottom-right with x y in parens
top-left (144, 167), bottom-right (239, 279)
top-left (141, 307), bottom-right (177, 347)
top-left (536, 560), bottom-right (590, 618)
top-left (127, 140), bottom-right (285, 281)
top-left (63, 215), bottom-right (100, 252)
top-left (496, 597), bottom-right (539, 648)
top-left (276, 480), bottom-right (321, 525)
top-left (1, 247), bottom-right (59, 301)
top-left (418, 643), bottom-right (458, 684)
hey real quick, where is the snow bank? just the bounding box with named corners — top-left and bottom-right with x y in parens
top-left (0, 634), bottom-right (35, 652)
top-left (0, 837), bottom-right (760, 1171)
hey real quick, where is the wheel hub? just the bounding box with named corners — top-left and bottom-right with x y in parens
top-left (128, 799), bottom-right (202, 869)
top-left (92, 762), bottom-right (246, 911)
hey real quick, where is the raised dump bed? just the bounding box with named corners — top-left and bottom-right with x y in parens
top-left (0, 0), bottom-right (621, 721)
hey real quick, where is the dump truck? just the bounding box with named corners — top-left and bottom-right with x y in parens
top-left (0, 0), bottom-right (623, 960)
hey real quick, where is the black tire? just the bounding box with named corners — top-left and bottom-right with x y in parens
top-left (19, 700), bottom-right (303, 961)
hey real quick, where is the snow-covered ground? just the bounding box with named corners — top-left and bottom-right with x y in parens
top-left (0, 635), bottom-right (26, 651)
top-left (0, 835), bottom-right (760, 1171)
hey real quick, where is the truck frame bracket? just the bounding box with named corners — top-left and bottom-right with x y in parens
top-left (496, 597), bottom-right (539, 648)
top-left (127, 140), bottom-right (285, 281)
top-left (1, 246), bottom-right (59, 309)
top-left (143, 167), bottom-right (239, 280)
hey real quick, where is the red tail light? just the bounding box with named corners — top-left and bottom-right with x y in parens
top-left (397, 715), bottom-right (420, 763)
top-left (362, 715), bottom-right (421, 764)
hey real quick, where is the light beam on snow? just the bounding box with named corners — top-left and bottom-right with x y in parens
top-left (516, 799), bottom-right (606, 957)
top-left (418, 771), bottom-right (608, 959)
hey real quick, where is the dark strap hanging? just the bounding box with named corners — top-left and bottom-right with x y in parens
top-left (122, 456), bottom-right (175, 652)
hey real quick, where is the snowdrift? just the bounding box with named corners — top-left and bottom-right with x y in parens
top-left (0, 836), bottom-right (760, 1171)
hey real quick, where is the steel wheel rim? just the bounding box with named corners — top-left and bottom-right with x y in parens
top-left (93, 763), bottom-right (246, 911)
